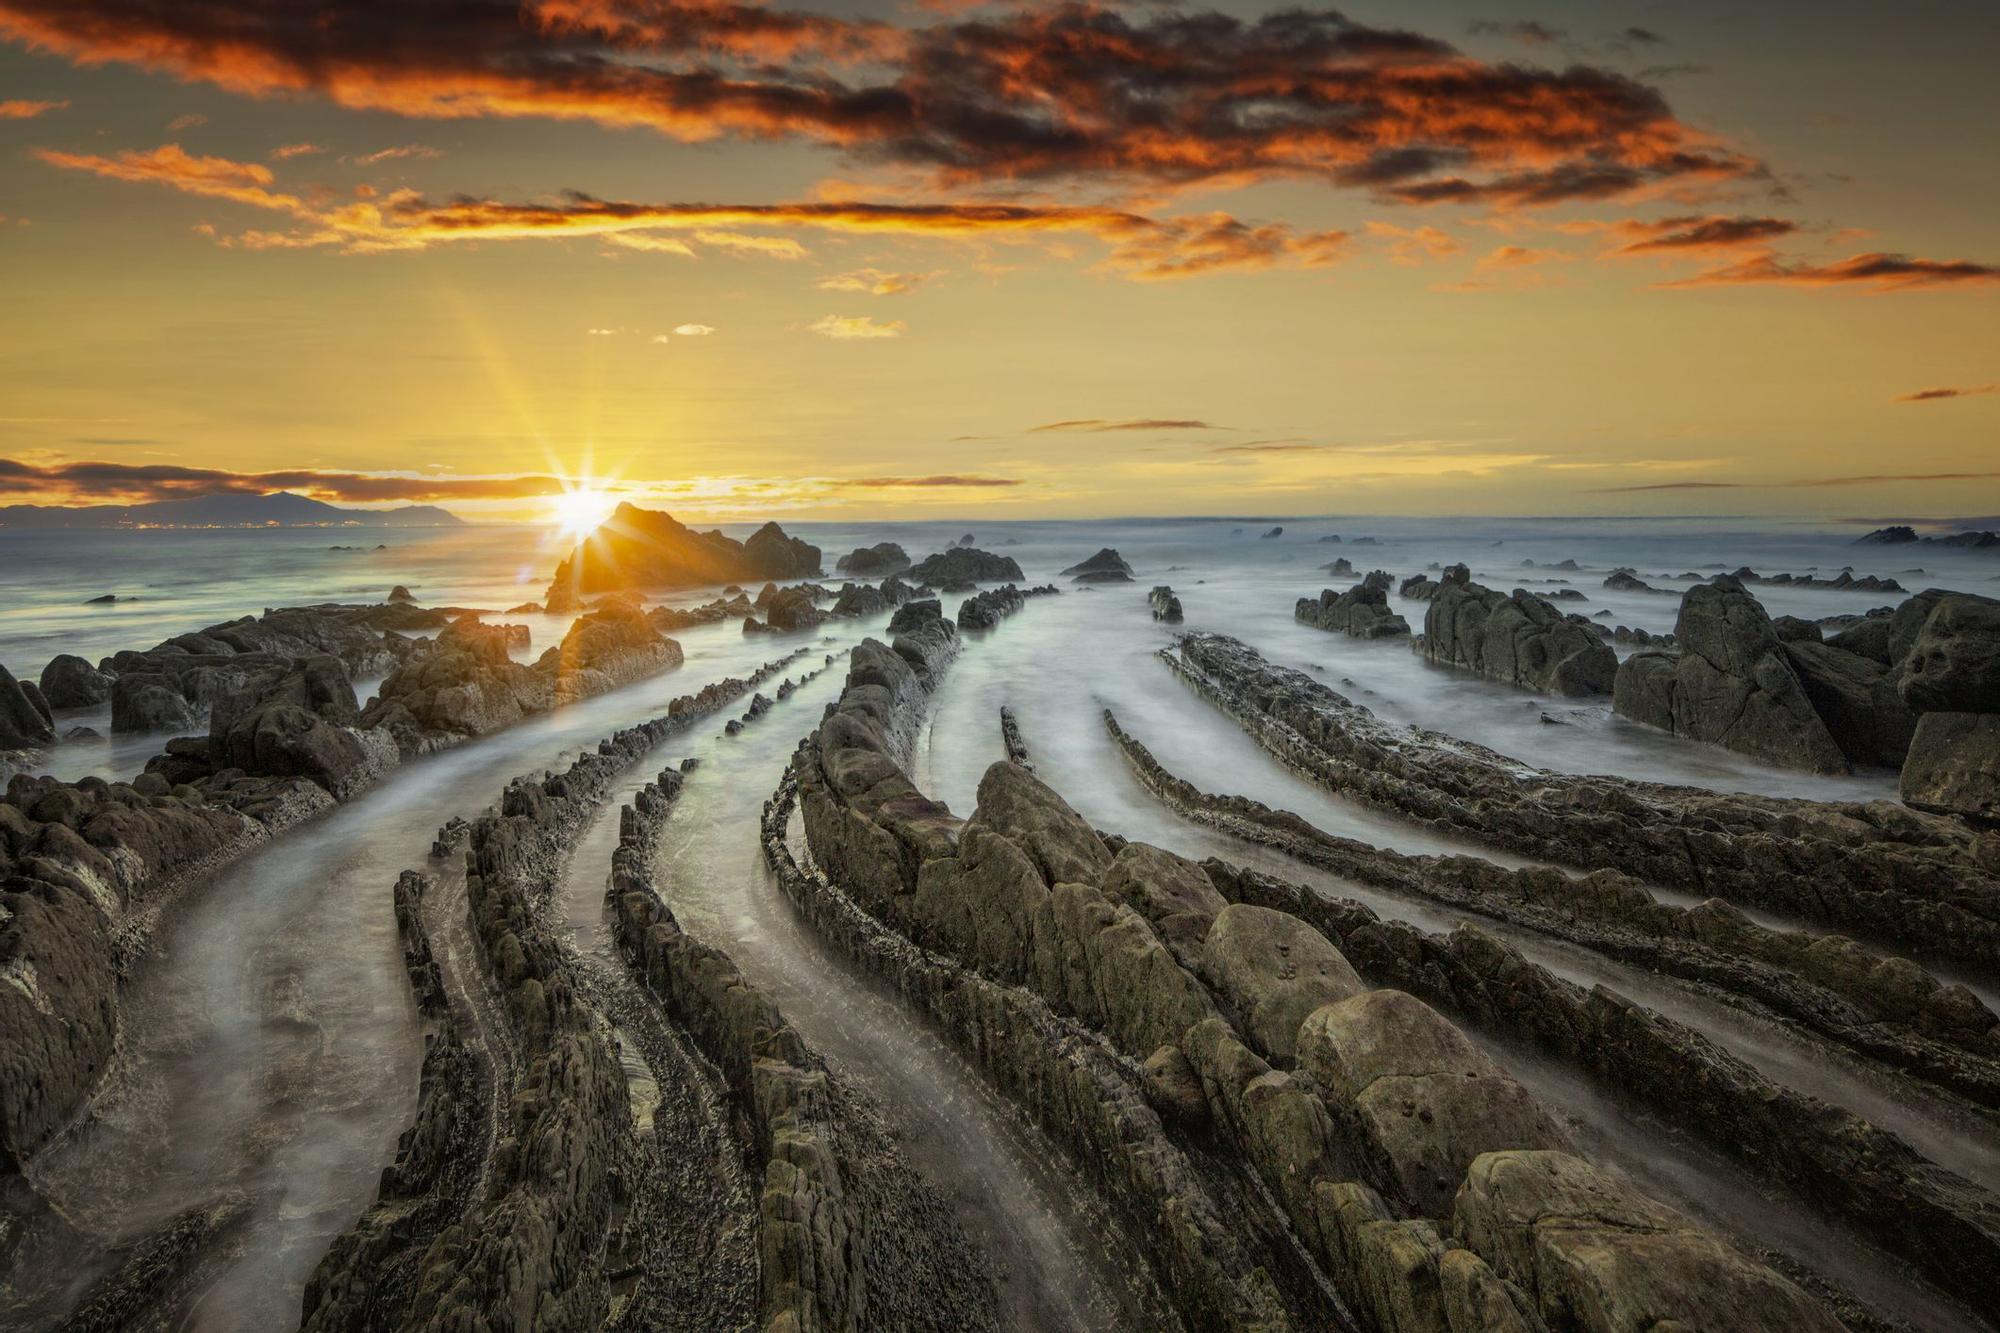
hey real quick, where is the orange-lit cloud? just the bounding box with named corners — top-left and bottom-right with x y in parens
top-left (1660, 252), bottom-right (2000, 291)
top-left (818, 267), bottom-right (941, 295)
top-left (810, 314), bottom-right (906, 339)
top-left (1475, 244), bottom-right (1567, 270)
top-left (1895, 384), bottom-right (1995, 403)
top-left (1366, 221), bottom-right (1461, 265)
top-left (0, 0), bottom-right (1759, 204)
top-left (0, 96), bottom-right (65, 118)
top-left (1610, 214), bottom-right (1798, 255)
top-left (33, 143), bottom-right (1362, 281)
top-left (1601, 470), bottom-right (2000, 492)
top-left (347, 143), bottom-right (442, 165)
top-left (269, 141), bottom-right (324, 160)
top-left (0, 457), bottom-right (579, 505)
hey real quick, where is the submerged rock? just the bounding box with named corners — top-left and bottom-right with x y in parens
top-left (834, 541), bottom-right (911, 576)
top-left (1296, 578), bottom-right (1410, 640)
top-left (38, 654), bottom-right (113, 709)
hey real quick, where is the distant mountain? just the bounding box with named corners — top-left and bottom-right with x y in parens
top-left (0, 492), bottom-right (465, 529)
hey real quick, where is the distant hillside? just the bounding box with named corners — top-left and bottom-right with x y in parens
top-left (1854, 525), bottom-right (2000, 551)
top-left (0, 491), bottom-right (464, 529)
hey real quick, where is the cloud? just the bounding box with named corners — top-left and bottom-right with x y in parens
top-left (1366, 221), bottom-right (1460, 265)
top-left (673, 323), bottom-right (715, 336)
top-left (166, 111), bottom-right (206, 130)
top-left (269, 141), bottom-right (324, 160)
top-left (810, 314), bottom-right (905, 339)
top-left (1610, 214), bottom-right (1799, 255)
top-left (0, 457), bottom-right (584, 504)
top-left (833, 474), bottom-right (1021, 488)
top-left (1475, 244), bottom-right (1567, 270)
top-left (1600, 471), bottom-right (2000, 492)
top-left (818, 267), bottom-right (940, 296)
top-left (0, 97), bottom-right (65, 118)
top-left (1031, 418), bottom-right (1220, 433)
top-left (1659, 251), bottom-right (2000, 291)
top-left (1467, 20), bottom-right (1566, 45)
top-left (0, 0), bottom-right (1760, 205)
top-left (1894, 384), bottom-right (1995, 403)
top-left (1211, 442), bottom-right (1324, 454)
top-left (348, 143), bottom-right (442, 165)
top-left (1624, 27), bottom-right (1666, 45)
top-left (35, 147), bottom-right (1361, 282)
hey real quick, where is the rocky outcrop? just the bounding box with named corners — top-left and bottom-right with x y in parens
top-left (1602, 570), bottom-right (1667, 594)
top-left (1295, 577), bottom-right (1410, 640)
top-left (1613, 577), bottom-right (1848, 772)
top-left (543, 504), bottom-right (821, 609)
top-left (907, 548), bottom-right (1025, 585)
top-left (1149, 586), bottom-right (1184, 623)
top-left (1321, 557), bottom-right (1356, 578)
top-left (1784, 638), bottom-right (1918, 768)
top-left (778, 620), bottom-right (1847, 1330)
top-left (744, 585), bottom-right (828, 634)
top-left (828, 540), bottom-right (908, 576)
top-left (1260, 526), bottom-right (1283, 539)
top-left (1399, 574), bottom-right (1437, 600)
top-left (1732, 566), bottom-right (1904, 593)
top-left (645, 591), bottom-right (754, 633)
top-left (204, 655), bottom-right (387, 799)
top-left (1168, 631), bottom-right (2000, 966)
top-left (1061, 548), bottom-right (1135, 583)
top-left (1902, 713), bottom-right (2000, 822)
top-left (1418, 575), bottom-right (1615, 697)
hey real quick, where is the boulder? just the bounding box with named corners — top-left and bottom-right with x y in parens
top-left (1261, 527), bottom-right (1283, 539)
top-left (1420, 581), bottom-right (1615, 697)
top-left (965, 761), bottom-right (1111, 888)
top-left (1322, 558), bottom-right (1357, 578)
top-left (1149, 586), bottom-right (1184, 623)
top-left (743, 521), bottom-right (823, 580)
top-left (1299, 990), bottom-right (1570, 1216)
top-left (1200, 904), bottom-right (1365, 1062)
top-left (834, 542), bottom-right (911, 576)
top-left (1897, 591), bottom-right (2000, 713)
top-left (1901, 712), bottom-right (2000, 822)
top-left (1770, 615), bottom-right (1822, 643)
top-left (38, 654), bottom-right (114, 710)
top-left (831, 583), bottom-right (891, 618)
top-left (1062, 549), bottom-right (1136, 584)
top-left (208, 656), bottom-right (374, 796)
top-left (1, 664), bottom-right (57, 749)
top-left (1455, 1150), bottom-right (1841, 1332)
top-left (1100, 842), bottom-right (1225, 963)
top-left (387, 585), bottom-right (416, 604)
top-left (1611, 578), bottom-right (1847, 773)
top-left (908, 548), bottom-right (1026, 585)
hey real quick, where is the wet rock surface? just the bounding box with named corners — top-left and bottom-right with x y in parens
top-left (1296, 575), bottom-right (1411, 640)
top-left (907, 547), bottom-right (1026, 585)
top-left (1149, 586), bottom-right (1184, 623)
top-left (1416, 570), bottom-right (1615, 697)
top-left (836, 541), bottom-right (913, 576)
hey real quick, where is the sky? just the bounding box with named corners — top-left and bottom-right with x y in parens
top-left (1, 0), bottom-right (1996, 525)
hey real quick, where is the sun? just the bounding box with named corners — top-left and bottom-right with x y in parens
top-left (550, 486), bottom-right (617, 541)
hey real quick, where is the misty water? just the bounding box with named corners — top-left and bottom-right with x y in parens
top-left (4, 515), bottom-right (1996, 1328)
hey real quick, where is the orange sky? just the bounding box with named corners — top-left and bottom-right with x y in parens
top-left (1, 1), bottom-right (1995, 523)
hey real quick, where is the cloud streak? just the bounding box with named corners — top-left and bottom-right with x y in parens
top-left (809, 313), bottom-right (905, 339)
top-left (0, 96), bottom-right (65, 118)
top-left (1660, 251), bottom-right (2000, 291)
top-left (1031, 418), bottom-right (1220, 433)
top-left (1894, 385), bottom-right (1995, 403)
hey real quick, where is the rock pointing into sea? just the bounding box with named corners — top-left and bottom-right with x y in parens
top-left (544, 504), bottom-right (821, 609)
top-left (1419, 568), bottom-right (1616, 697)
top-left (1061, 548), bottom-right (1135, 583)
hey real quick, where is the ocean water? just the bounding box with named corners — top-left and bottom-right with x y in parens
top-left (6, 514), bottom-right (1997, 1330)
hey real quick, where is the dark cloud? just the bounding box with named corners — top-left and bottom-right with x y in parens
top-left (1612, 214), bottom-right (1799, 255)
top-left (1895, 385), bottom-right (1996, 403)
top-left (0, 1), bottom-right (1759, 202)
top-left (1467, 20), bottom-right (1567, 45)
top-left (1030, 418), bottom-right (1221, 433)
top-left (1660, 252), bottom-right (2000, 291)
top-left (1600, 471), bottom-right (2000, 492)
top-left (1624, 27), bottom-right (1666, 45)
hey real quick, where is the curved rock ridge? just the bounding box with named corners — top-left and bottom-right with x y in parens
top-left (906, 548), bottom-right (1025, 586)
top-left (304, 651), bottom-right (829, 1331)
top-left (1061, 548), bottom-right (1136, 583)
top-left (1165, 632), bottom-right (2000, 967)
top-left (610, 767), bottom-right (1002, 1331)
top-left (777, 622), bottom-right (1844, 1330)
top-left (1295, 574), bottom-right (1410, 640)
top-left (1102, 708), bottom-right (2000, 1105)
top-left (543, 505), bottom-right (821, 611)
top-left (956, 583), bottom-right (1059, 631)
top-left (1415, 568), bottom-right (1615, 698)
top-left (1201, 858), bottom-right (2000, 1321)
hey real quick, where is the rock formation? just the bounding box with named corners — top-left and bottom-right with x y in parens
top-left (907, 547), bottom-right (1025, 585)
top-left (1148, 586), bottom-right (1183, 623)
top-left (543, 504), bottom-right (821, 609)
top-left (1857, 525), bottom-right (2000, 550)
top-left (1613, 577), bottom-right (1848, 772)
top-left (1417, 569), bottom-right (1616, 697)
top-left (1060, 548), bottom-right (1135, 583)
top-left (1897, 591), bottom-right (2000, 820)
top-left (835, 541), bottom-right (911, 576)
top-left (1295, 576), bottom-right (1410, 639)
top-left (0, 665), bottom-right (55, 752)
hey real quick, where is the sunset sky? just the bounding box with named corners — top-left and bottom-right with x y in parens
top-left (1, 0), bottom-right (1995, 523)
